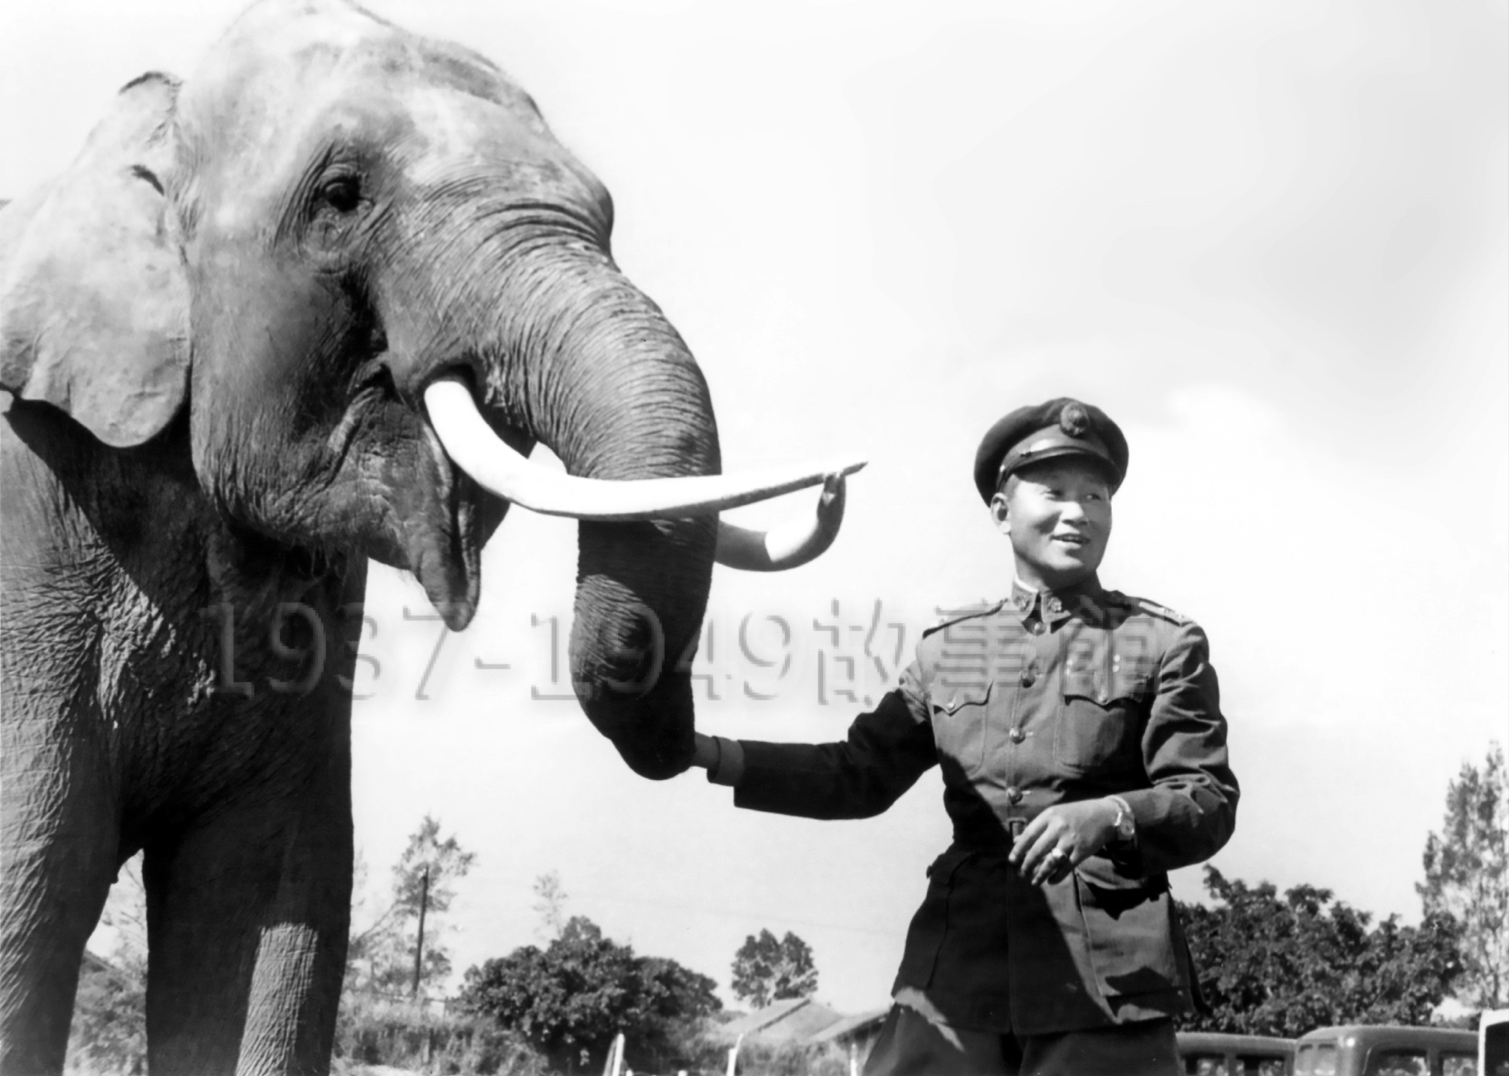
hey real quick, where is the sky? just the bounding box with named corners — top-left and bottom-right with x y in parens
top-left (2, 0), bottom-right (1505, 1016)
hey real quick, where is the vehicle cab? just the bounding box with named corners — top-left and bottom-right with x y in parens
top-left (1178, 1030), bottom-right (1295, 1074)
top-left (1481, 1009), bottom-right (1509, 1076)
top-left (1294, 1025), bottom-right (1478, 1076)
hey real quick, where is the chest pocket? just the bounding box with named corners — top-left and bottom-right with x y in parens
top-left (930, 679), bottom-right (993, 775)
top-left (1056, 665), bottom-right (1150, 776)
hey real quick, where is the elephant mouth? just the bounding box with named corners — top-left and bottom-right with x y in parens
top-left (337, 363), bottom-right (488, 631)
top-left (398, 409), bottom-right (486, 631)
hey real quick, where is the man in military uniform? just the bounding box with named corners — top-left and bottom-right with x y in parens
top-left (690, 398), bottom-right (1238, 1076)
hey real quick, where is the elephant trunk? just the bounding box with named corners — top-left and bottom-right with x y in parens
top-left (519, 248), bottom-right (717, 778)
top-left (458, 235), bottom-right (720, 778)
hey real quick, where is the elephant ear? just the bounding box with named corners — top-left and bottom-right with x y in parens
top-left (0, 73), bottom-right (189, 448)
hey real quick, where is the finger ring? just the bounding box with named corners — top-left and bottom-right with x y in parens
top-left (1049, 848), bottom-right (1070, 863)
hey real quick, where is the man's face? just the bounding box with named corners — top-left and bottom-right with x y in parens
top-left (991, 458), bottom-right (1113, 590)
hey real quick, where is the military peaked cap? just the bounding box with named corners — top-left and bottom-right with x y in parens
top-left (973, 398), bottom-right (1129, 503)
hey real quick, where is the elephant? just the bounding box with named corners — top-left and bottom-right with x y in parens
top-left (0, 2), bottom-right (859, 1072)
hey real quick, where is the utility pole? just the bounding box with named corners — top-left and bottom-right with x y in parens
top-left (411, 865), bottom-right (429, 999)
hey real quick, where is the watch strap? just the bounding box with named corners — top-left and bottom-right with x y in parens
top-left (1108, 795), bottom-right (1137, 844)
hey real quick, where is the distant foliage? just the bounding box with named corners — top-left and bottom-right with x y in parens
top-left (730, 929), bottom-right (818, 1009)
top-left (730, 1039), bottom-right (853, 1076)
top-left (67, 855), bottom-right (148, 1075)
top-left (347, 815), bottom-right (476, 998)
top-left (458, 916), bottom-right (721, 1073)
top-left (67, 955), bottom-right (146, 1076)
top-left (1178, 866), bottom-right (1464, 1036)
top-left (1419, 741), bottom-right (1509, 1010)
top-left (333, 995), bottom-right (547, 1076)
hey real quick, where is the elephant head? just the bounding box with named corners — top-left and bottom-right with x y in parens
top-left (0, 0), bottom-right (856, 778)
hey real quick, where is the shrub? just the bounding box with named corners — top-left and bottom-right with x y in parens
top-left (334, 992), bottom-right (548, 1075)
top-left (733, 1039), bottom-right (852, 1076)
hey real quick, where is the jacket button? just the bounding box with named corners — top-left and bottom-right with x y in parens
top-left (1029, 621), bottom-right (1044, 634)
top-left (1009, 727), bottom-right (1025, 744)
top-left (1006, 787), bottom-right (1023, 804)
top-left (1020, 668), bottom-right (1036, 687)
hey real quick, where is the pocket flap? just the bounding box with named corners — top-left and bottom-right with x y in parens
top-left (1063, 668), bottom-right (1149, 707)
top-left (935, 679), bottom-right (992, 714)
top-left (1073, 855), bottom-right (1164, 907)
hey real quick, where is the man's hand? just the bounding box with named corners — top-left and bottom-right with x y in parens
top-left (1009, 799), bottom-right (1120, 886)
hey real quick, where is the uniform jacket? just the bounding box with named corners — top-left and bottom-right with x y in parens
top-left (718, 578), bottom-right (1238, 1035)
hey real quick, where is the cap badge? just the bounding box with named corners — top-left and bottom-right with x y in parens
top-left (1059, 403), bottom-right (1089, 438)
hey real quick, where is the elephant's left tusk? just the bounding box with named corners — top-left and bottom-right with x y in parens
top-left (714, 473), bottom-right (848, 571)
top-left (424, 375), bottom-right (865, 521)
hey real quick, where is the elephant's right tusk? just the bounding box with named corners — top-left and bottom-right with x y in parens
top-left (714, 473), bottom-right (848, 571)
top-left (424, 376), bottom-right (865, 521)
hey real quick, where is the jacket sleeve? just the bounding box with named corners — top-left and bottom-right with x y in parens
top-left (1119, 620), bottom-right (1239, 873)
top-left (729, 661), bottom-right (938, 820)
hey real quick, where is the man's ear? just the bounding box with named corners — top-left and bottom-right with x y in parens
top-left (0, 73), bottom-right (189, 448)
top-left (990, 491), bottom-right (1012, 535)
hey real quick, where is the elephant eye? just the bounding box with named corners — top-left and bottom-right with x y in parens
top-left (320, 176), bottom-right (362, 214)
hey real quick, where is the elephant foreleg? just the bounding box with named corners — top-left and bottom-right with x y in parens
top-left (143, 777), bottom-right (351, 1076)
top-left (0, 723), bottom-right (120, 1076)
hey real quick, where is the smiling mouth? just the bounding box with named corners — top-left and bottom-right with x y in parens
top-left (1054, 533), bottom-right (1090, 546)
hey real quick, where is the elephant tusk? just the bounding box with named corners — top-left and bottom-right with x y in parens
top-left (714, 472), bottom-right (848, 571)
top-left (424, 375), bottom-right (865, 521)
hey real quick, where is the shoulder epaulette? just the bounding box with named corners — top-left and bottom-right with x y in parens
top-left (1123, 594), bottom-right (1190, 625)
top-left (921, 600), bottom-right (1006, 638)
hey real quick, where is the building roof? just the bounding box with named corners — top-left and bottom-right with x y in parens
top-left (809, 1007), bottom-right (891, 1046)
top-left (712, 997), bottom-right (842, 1044)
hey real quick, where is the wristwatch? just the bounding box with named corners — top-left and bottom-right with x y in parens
top-left (1108, 795), bottom-right (1137, 844)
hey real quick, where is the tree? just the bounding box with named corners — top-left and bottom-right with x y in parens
top-left (346, 816), bottom-right (476, 997)
top-left (1419, 741), bottom-right (1509, 1010)
top-left (532, 870), bottom-right (570, 940)
top-left (730, 929), bottom-right (818, 1009)
top-left (343, 848), bottom-right (378, 988)
top-left (459, 916), bottom-right (721, 1073)
top-left (1178, 866), bottom-right (1463, 1036)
